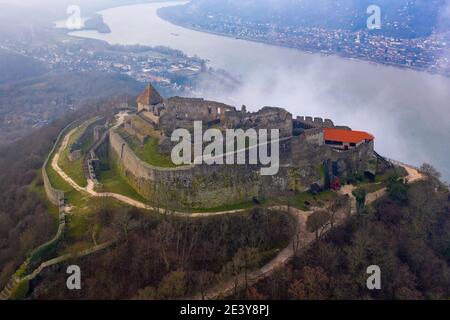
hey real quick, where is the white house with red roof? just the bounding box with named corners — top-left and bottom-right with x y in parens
top-left (324, 128), bottom-right (374, 151)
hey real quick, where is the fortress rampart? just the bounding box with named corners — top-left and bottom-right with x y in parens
top-left (109, 127), bottom-right (374, 208)
top-left (106, 86), bottom-right (377, 208)
top-left (42, 123), bottom-right (76, 206)
top-left (43, 167), bottom-right (64, 207)
top-left (109, 128), bottom-right (292, 207)
top-left (295, 116), bottom-right (335, 128)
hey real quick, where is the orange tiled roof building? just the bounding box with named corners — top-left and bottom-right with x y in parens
top-left (324, 128), bottom-right (374, 150)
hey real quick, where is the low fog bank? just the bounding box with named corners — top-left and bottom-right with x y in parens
top-left (197, 56), bottom-right (450, 182)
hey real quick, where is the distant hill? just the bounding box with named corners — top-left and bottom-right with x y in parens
top-left (0, 71), bottom-right (144, 144)
top-left (0, 50), bottom-right (48, 84)
top-left (160, 0), bottom-right (450, 38)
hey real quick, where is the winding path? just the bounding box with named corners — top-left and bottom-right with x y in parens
top-left (194, 165), bottom-right (425, 300)
top-left (48, 116), bottom-right (426, 300)
top-left (192, 206), bottom-right (315, 300)
top-left (51, 116), bottom-right (264, 217)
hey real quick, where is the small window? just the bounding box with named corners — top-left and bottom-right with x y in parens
top-left (218, 107), bottom-right (221, 115)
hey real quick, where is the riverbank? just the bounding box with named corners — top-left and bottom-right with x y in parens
top-left (156, 6), bottom-right (449, 78)
top-left (65, 2), bottom-right (450, 183)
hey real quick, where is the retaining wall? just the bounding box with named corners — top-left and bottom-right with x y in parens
top-left (42, 122), bottom-right (76, 206)
top-left (110, 127), bottom-right (375, 208)
top-left (109, 129), bottom-right (290, 208)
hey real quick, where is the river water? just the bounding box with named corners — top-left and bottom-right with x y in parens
top-left (71, 1), bottom-right (450, 181)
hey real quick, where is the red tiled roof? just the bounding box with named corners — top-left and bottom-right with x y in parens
top-left (324, 128), bottom-right (374, 144)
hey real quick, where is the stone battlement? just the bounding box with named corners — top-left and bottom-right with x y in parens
top-left (295, 116), bottom-right (335, 128)
top-left (105, 85), bottom-right (376, 208)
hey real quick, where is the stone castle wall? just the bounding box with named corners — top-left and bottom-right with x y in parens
top-left (43, 167), bottom-right (65, 207)
top-left (110, 124), bottom-right (375, 208)
top-left (295, 116), bottom-right (335, 128)
top-left (328, 139), bottom-right (376, 177)
top-left (223, 107), bottom-right (293, 138)
top-left (289, 135), bottom-right (375, 189)
top-left (159, 97), bottom-right (236, 135)
top-left (42, 123), bottom-right (76, 206)
top-left (109, 129), bottom-right (290, 208)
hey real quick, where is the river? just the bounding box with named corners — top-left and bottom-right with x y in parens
top-left (71, 1), bottom-right (450, 181)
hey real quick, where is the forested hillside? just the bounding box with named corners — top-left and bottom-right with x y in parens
top-left (0, 70), bottom-right (143, 145)
top-left (247, 177), bottom-right (450, 300)
top-left (0, 99), bottom-right (125, 291)
top-left (0, 50), bottom-right (47, 85)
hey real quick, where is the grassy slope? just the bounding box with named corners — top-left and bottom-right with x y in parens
top-left (118, 128), bottom-right (177, 168)
top-left (97, 162), bottom-right (148, 203)
top-left (189, 200), bottom-right (256, 213)
top-left (58, 124), bottom-right (88, 188)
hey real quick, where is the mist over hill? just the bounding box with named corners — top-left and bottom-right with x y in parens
top-left (0, 50), bottom-right (47, 84)
top-left (163, 0), bottom-right (450, 38)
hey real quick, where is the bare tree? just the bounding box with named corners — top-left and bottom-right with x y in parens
top-left (420, 163), bottom-right (441, 179)
top-left (306, 210), bottom-right (332, 241)
top-left (154, 220), bottom-right (175, 272)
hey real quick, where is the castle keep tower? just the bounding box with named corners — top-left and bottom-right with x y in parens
top-left (137, 84), bottom-right (165, 126)
top-left (137, 84), bottom-right (164, 112)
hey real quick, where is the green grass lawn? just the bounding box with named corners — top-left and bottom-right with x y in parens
top-left (67, 213), bottom-right (90, 242)
top-left (58, 118), bottom-right (100, 188)
top-left (118, 128), bottom-right (178, 168)
top-left (45, 157), bottom-right (91, 209)
top-left (139, 138), bottom-right (178, 168)
top-left (9, 280), bottom-right (30, 300)
top-left (191, 200), bottom-right (256, 213)
top-left (45, 160), bottom-right (72, 192)
top-left (58, 125), bottom-right (88, 188)
top-left (59, 153), bottom-right (86, 187)
top-left (97, 163), bottom-right (148, 203)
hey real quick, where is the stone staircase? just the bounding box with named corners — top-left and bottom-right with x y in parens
top-left (374, 150), bottom-right (394, 169)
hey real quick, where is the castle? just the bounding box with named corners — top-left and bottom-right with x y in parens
top-left (106, 84), bottom-right (377, 208)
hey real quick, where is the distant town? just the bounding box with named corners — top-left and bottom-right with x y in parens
top-left (0, 37), bottom-right (211, 94)
top-left (160, 13), bottom-right (450, 76)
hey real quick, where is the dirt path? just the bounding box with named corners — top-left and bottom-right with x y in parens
top-left (49, 118), bottom-right (426, 300)
top-left (51, 118), bottom-right (268, 217)
top-left (194, 206), bottom-right (314, 300)
top-left (195, 166), bottom-right (426, 300)
top-left (403, 165), bottom-right (425, 184)
top-left (51, 126), bottom-right (87, 193)
top-left (338, 165), bottom-right (425, 205)
top-left (52, 116), bottom-right (424, 218)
